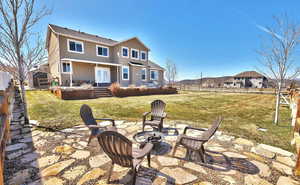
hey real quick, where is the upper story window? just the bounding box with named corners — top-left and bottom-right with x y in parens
top-left (68, 39), bottom-right (84, 54)
top-left (122, 47), bottom-right (129, 58)
top-left (150, 70), bottom-right (158, 80)
top-left (62, 62), bottom-right (71, 73)
top-left (131, 48), bottom-right (139, 60)
top-left (141, 51), bottom-right (147, 61)
top-left (122, 66), bottom-right (129, 80)
top-left (96, 45), bottom-right (109, 57)
top-left (141, 68), bottom-right (146, 80)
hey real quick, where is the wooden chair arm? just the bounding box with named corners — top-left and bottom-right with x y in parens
top-left (95, 118), bottom-right (116, 126)
top-left (183, 126), bottom-right (207, 134)
top-left (143, 112), bottom-right (151, 117)
top-left (87, 125), bottom-right (105, 129)
top-left (133, 143), bottom-right (153, 159)
top-left (180, 135), bottom-right (207, 142)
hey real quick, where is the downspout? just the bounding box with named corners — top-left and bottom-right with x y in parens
top-left (57, 34), bottom-right (62, 86)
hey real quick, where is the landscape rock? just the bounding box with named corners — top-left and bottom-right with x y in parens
top-left (35, 155), bottom-right (60, 168)
top-left (276, 176), bottom-right (300, 185)
top-left (251, 146), bottom-right (275, 159)
top-left (70, 150), bottom-right (90, 160)
top-left (21, 153), bottom-right (39, 163)
top-left (244, 175), bottom-right (272, 185)
top-left (234, 138), bottom-right (254, 147)
top-left (89, 154), bottom-right (110, 168)
top-left (157, 156), bottom-right (180, 166)
top-left (53, 145), bottom-right (75, 155)
top-left (5, 143), bottom-right (27, 152)
top-left (251, 160), bottom-right (271, 177)
top-left (77, 168), bottom-right (105, 185)
top-left (160, 167), bottom-right (197, 184)
top-left (256, 144), bottom-right (293, 157)
top-left (272, 161), bottom-right (293, 175)
top-left (183, 162), bottom-right (207, 174)
top-left (41, 159), bottom-right (75, 177)
top-left (44, 177), bottom-right (64, 185)
top-left (276, 156), bottom-right (295, 167)
top-left (62, 165), bottom-right (87, 180)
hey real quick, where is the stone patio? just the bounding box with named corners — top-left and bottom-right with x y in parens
top-left (4, 96), bottom-right (300, 184)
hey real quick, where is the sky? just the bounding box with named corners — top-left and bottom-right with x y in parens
top-left (34, 0), bottom-right (300, 80)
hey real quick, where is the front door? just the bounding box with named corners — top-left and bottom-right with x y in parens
top-left (95, 67), bottom-right (111, 85)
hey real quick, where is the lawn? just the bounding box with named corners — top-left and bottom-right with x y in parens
top-left (27, 90), bottom-right (293, 151)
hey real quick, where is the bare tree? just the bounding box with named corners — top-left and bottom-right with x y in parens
top-left (0, 0), bottom-right (50, 124)
top-left (165, 59), bottom-right (177, 87)
top-left (257, 14), bottom-right (300, 125)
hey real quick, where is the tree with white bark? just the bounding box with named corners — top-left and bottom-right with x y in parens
top-left (257, 14), bottom-right (300, 125)
top-left (0, 0), bottom-right (50, 124)
top-left (165, 59), bottom-right (177, 87)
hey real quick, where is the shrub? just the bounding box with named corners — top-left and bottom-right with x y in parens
top-left (109, 83), bottom-right (177, 97)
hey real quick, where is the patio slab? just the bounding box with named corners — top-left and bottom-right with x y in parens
top-left (3, 98), bottom-right (300, 185)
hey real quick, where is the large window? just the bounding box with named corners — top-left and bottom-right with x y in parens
top-left (68, 39), bottom-right (84, 53)
top-left (122, 66), bottom-right (129, 80)
top-left (96, 45), bottom-right (109, 57)
top-left (150, 70), bottom-right (158, 80)
top-left (131, 48), bottom-right (139, 59)
top-left (141, 68), bottom-right (146, 80)
top-left (62, 62), bottom-right (71, 73)
top-left (122, 47), bottom-right (129, 58)
top-left (141, 51), bottom-right (147, 61)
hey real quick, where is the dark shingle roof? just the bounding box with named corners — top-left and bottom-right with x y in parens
top-left (49, 24), bottom-right (118, 45)
top-left (235, 71), bottom-right (265, 78)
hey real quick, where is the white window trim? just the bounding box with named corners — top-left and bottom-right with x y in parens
top-left (140, 51), bottom-right (147, 61)
top-left (131, 48), bottom-right (139, 60)
top-left (61, 61), bottom-right (72, 74)
top-left (150, 70), bottom-right (158, 80)
top-left (122, 66), bottom-right (129, 80)
top-left (121, 46), bottom-right (129, 58)
top-left (141, 68), bottom-right (147, 81)
top-left (67, 39), bottom-right (84, 54)
top-left (96, 45), bottom-right (109, 57)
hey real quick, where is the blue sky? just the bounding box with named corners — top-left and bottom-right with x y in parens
top-left (35, 0), bottom-right (300, 80)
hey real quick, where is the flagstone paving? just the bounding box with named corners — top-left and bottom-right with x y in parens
top-left (3, 93), bottom-right (300, 184)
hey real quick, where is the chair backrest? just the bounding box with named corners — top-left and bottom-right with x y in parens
top-left (97, 131), bottom-right (133, 167)
top-left (151, 100), bottom-right (166, 120)
top-left (80, 104), bottom-right (97, 126)
top-left (201, 116), bottom-right (223, 141)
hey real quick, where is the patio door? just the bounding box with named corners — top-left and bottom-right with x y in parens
top-left (95, 67), bottom-right (111, 84)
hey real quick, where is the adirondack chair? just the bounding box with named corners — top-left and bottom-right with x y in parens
top-left (80, 104), bottom-right (116, 145)
top-left (172, 116), bottom-right (223, 162)
top-left (97, 131), bottom-right (153, 184)
top-left (142, 100), bottom-right (166, 132)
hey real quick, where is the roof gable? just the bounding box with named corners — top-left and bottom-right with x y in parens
top-left (114, 37), bottom-right (150, 51)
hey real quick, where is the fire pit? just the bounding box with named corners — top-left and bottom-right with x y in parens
top-left (133, 131), bottom-right (164, 152)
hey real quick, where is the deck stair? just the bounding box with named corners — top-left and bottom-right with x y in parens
top-left (94, 87), bottom-right (112, 98)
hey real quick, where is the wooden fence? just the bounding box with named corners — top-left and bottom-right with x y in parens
top-left (0, 75), bottom-right (14, 185)
top-left (288, 89), bottom-right (300, 176)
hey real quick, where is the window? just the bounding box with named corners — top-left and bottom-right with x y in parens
top-left (150, 70), bottom-right (158, 80)
top-left (131, 48), bottom-right (139, 59)
top-left (68, 39), bottom-right (84, 53)
top-left (122, 66), bottom-right (129, 80)
top-left (141, 68), bottom-right (146, 80)
top-left (122, 47), bottom-right (129, 58)
top-left (62, 62), bottom-right (71, 73)
top-left (141, 51), bottom-right (147, 61)
top-left (96, 45), bottom-right (109, 57)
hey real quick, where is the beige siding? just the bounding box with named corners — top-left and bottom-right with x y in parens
top-left (59, 36), bottom-right (117, 64)
top-left (116, 38), bottom-right (149, 66)
top-left (72, 62), bottom-right (95, 81)
top-left (48, 31), bottom-right (60, 79)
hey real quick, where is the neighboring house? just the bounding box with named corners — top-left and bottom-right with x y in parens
top-left (224, 71), bottom-right (268, 88)
top-left (46, 24), bottom-right (164, 87)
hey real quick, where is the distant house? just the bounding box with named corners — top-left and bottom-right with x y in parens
top-left (224, 71), bottom-right (268, 88)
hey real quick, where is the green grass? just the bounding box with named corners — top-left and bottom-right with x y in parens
top-left (27, 90), bottom-right (293, 151)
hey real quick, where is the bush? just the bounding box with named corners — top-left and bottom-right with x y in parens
top-left (109, 83), bottom-right (177, 97)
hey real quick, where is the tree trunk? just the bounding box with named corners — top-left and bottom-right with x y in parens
top-left (19, 80), bottom-right (29, 124)
top-left (274, 84), bottom-right (282, 125)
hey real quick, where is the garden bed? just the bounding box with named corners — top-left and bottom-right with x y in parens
top-left (51, 87), bottom-right (95, 100)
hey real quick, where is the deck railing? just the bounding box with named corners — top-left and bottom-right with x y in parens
top-left (0, 73), bottom-right (14, 185)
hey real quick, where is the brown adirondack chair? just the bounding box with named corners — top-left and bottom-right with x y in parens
top-left (97, 131), bottom-right (153, 184)
top-left (172, 116), bottom-right (223, 162)
top-left (142, 100), bottom-right (166, 132)
top-left (80, 104), bottom-right (116, 145)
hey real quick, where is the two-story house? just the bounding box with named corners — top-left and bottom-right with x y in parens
top-left (46, 24), bottom-right (164, 87)
top-left (224, 71), bottom-right (268, 88)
